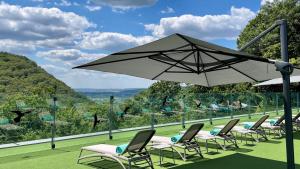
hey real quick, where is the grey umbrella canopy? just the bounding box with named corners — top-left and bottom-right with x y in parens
top-left (254, 76), bottom-right (300, 86)
top-left (74, 33), bottom-right (300, 86)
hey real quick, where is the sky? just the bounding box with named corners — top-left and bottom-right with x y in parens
top-left (0, 0), bottom-right (274, 89)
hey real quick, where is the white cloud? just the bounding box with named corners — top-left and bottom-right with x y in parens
top-left (61, 69), bottom-right (154, 89)
top-left (0, 39), bottom-right (36, 54)
top-left (41, 63), bottom-right (154, 89)
top-left (54, 0), bottom-right (80, 7)
top-left (85, 5), bottom-right (102, 11)
top-left (0, 2), bottom-right (94, 52)
top-left (41, 64), bottom-right (69, 76)
top-left (261, 0), bottom-right (275, 5)
top-left (54, 0), bottom-right (71, 6)
top-left (79, 32), bottom-right (156, 52)
top-left (89, 0), bottom-right (157, 10)
top-left (145, 6), bottom-right (256, 40)
top-left (161, 7), bottom-right (175, 14)
top-left (37, 49), bottom-right (105, 66)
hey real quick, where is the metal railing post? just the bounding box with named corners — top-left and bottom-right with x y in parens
top-left (263, 93), bottom-right (266, 115)
top-left (248, 94), bottom-right (251, 119)
top-left (276, 93), bottom-right (279, 115)
top-left (182, 99), bottom-right (186, 129)
top-left (51, 96), bottom-right (57, 149)
top-left (108, 96), bottom-right (114, 140)
top-left (151, 111), bottom-right (154, 130)
top-left (297, 92), bottom-right (299, 113)
top-left (230, 93), bottom-right (233, 119)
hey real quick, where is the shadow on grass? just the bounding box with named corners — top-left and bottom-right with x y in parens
top-left (83, 159), bottom-right (141, 169)
top-left (149, 149), bottom-right (205, 161)
top-left (0, 144), bottom-right (82, 164)
top-left (172, 153), bottom-right (300, 169)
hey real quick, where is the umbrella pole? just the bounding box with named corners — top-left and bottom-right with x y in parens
top-left (239, 19), bottom-right (295, 169)
top-left (279, 19), bottom-right (295, 169)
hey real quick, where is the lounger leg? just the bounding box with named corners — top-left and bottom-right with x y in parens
top-left (159, 149), bottom-right (162, 165)
top-left (77, 149), bottom-right (83, 164)
top-left (172, 147), bottom-right (176, 164)
top-left (205, 140), bottom-right (209, 153)
top-left (172, 147), bottom-right (186, 161)
top-left (195, 146), bottom-right (203, 158)
top-left (128, 160), bottom-right (132, 169)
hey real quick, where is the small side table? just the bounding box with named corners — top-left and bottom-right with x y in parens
top-left (150, 144), bottom-right (176, 165)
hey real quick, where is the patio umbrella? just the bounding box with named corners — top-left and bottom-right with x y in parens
top-left (74, 33), bottom-right (300, 86)
top-left (254, 76), bottom-right (300, 86)
top-left (74, 33), bottom-right (300, 169)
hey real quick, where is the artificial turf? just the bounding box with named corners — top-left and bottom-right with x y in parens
top-left (0, 112), bottom-right (300, 169)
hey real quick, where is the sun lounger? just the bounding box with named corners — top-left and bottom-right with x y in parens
top-left (233, 115), bottom-right (269, 144)
top-left (78, 129), bottom-right (156, 169)
top-left (195, 119), bottom-right (240, 151)
top-left (151, 123), bottom-right (204, 161)
top-left (261, 115), bottom-right (285, 137)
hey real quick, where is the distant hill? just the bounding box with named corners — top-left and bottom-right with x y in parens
top-left (0, 52), bottom-right (88, 103)
top-left (76, 88), bottom-right (145, 99)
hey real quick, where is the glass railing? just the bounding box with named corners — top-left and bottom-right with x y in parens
top-left (0, 92), bottom-right (299, 145)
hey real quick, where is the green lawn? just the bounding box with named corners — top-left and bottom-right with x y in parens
top-left (0, 112), bottom-right (300, 169)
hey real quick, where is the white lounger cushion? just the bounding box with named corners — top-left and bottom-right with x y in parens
top-left (82, 144), bottom-right (118, 155)
top-left (151, 136), bottom-right (172, 144)
top-left (261, 123), bottom-right (281, 129)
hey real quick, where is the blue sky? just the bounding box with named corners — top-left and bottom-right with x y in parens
top-left (0, 0), bottom-right (273, 89)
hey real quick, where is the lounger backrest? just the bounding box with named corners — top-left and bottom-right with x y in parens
top-left (250, 115), bottom-right (269, 130)
top-left (218, 119), bottom-right (240, 136)
top-left (275, 115), bottom-right (285, 126)
top-left (126, 129), bottom-right (156, 153)
top-left (292, 112), bottom-right (300, 122)
top-left (179, 123), bottom-right (204, 143)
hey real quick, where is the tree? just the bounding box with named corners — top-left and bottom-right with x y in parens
top-left (237, 0), bottom-right (300, 65)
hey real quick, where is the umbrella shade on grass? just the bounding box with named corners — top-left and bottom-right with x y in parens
top-left (74, 33), bottom-right (300, 86)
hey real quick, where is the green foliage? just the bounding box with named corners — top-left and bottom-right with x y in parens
top-left (237, 0), bottom-right (300, 65)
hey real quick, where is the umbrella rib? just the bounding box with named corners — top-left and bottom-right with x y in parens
top-left (166, 71), bottom-right (194, 73)
top-left (151, 51), bottom-right (195, 80)
top-left (198, 51), bottom-right (210, 87)
top-left (74, 44), bottom-right (192, 69)
top-left (149, 57), bottom-right (193, 72)
top-left (112, 44), bottom-right (192, 55)
top-left (194, 44), bottom-right (270, 63)
top-left (160, 53), bottom-right (197, 73)
top-left (196, 49), bottom-right (200, 74)
top-left (74, 54), bottom-right (159, 68)
top-left (202, 58), bottom-right (248, 73)
top-left (201, 50), bottom-right (259, 82)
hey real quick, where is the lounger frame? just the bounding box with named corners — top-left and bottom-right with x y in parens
top-left (78, 129), bottom-right (155, 169)
top-left (197, 119), bottom-right (240, 151)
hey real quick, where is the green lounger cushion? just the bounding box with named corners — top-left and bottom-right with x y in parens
top-left (0, 118), bottom-right (9, 125)
top-left (210, 128), bottom-right (221, 136)
top-left (269, 119), bottom-right (277, 126)
top-left (116, 112), bottom-right (125, 117)
top-left (41, 114), bottom-right (54, 122)
top-left (243, 122), bottom-right (255, 129)
top-left (83, 113), bottom-right (93, 120)
top-left (116, 144), bottom-right (128, 154)
top-left (171, 134), bottom-right (183, 143)
top-left (164, 107), bottom-right (172, 112)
